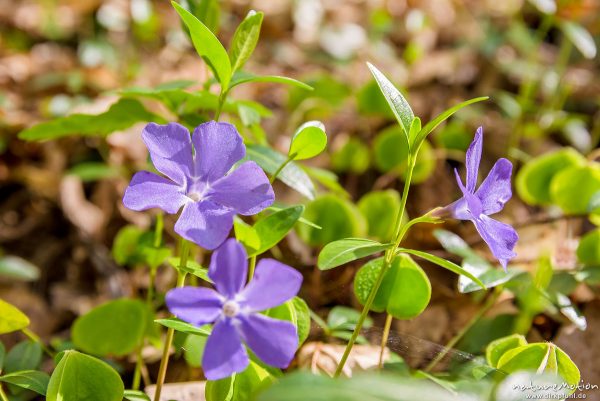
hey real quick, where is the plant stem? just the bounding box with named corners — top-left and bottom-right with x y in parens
top-left (248, 255), bottom-right (257, 282)
top-left (21, 327), bottom-right (54, 358)
top-left (0, 385), bottom-right (9, 401)
top-left (378, 313), bottom-right (393, 368)
top-left (334, 156), bottom-right (417, 378)
top-left (214, 88), bottom-right (228, 122)
top-left (153, 239), bottom-right (190, 401)
top-left (270, 155), bottom-right (294, 184)
top-left (424, 288), bottom-right (502, 372)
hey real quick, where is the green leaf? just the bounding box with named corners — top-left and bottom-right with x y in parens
top-left (267, 205), bottom-right (321, 229)
top-left (229, 11), bottom-right (264, 73)
top-left (396, 248), bottom-right (486, 290)
top-left (0, 256), bottom-right (40, 282)
top-left (229, 74), bottom-right (313, 91)
top-left (366, 62), bottom-right (414, 138)
top-left (67, 162), bottom-right (120, 182)
top-left (140, 245), bottom-right (172, 270)
top-left (172, 1), bottom-right (232, 89)
top-left (246, 144), bottom-right (315, 200)
top-left (303, 166), bottom-right (349, 197)
top-left (124, 389), bottom-right (151, 401)
top-left (112, 225), bottom-right (145, 265)
top-left (72, 299), bottom-right (147, 357)
top-left (550, 164), bottom-right (600, 214)
top-left (331, 137), bottom-right (370, 174)
top-left (0, 370), bottom-right (49, 395)
top-left (234, 217), bottom-right (261, 250)
top-left (413, 97), bottom-right (488, 148)
top-left (433, 229), bottom-right (473, 259)
top-left (552, 292), bottom-right (587, 331)
top-left (534, 254), bottom-right (553, 290)
top-left (408, 117), bottom-right (421, 145)
top-left (576, 228), bottom-right (600, 266)
top-left (354, 255), bottom-right (431, 319)
top-left (288, 121), bottom-right (327, 160)
top-left (560, 21), bottom-right (597, 59)
top-left (516, 148), bottom-right (585, 205)
top-left (167, 257), bottom-right (210, 281)
top-left (317, 238), bottom-right (392, 270)
top-left (291, 297), bottom-right (310, 346)
top-left (185, 0), bottom-right (220, 33)
top-left (0, 299), bottom-right (30, 334)
top-left (485, 334), bottom-right (528, 368)
top-left (47, 350), bottom-right (124, 401)
top-left (183, 334), bottom-right (207, 368)
top-left (459, 256), bottom-right (519, 293)
top-left (4, 341), bottom-right (41, 373)
top-left (206, 360), bottom-right (275, 401)
top-left (155, 318), bottom-right (211, 336)
top-left (358, 190), bottom-right (403, 241)
top-left (0, 342), bottom-right (5, 371)
top-left (326, 306), bottom-right (372, 332)
top-left (19, 99), bottom-right (163, 141)
top-left (246, 205), bottom-right (304, 256)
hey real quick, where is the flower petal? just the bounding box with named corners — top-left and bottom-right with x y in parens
top-left (237, 313), bottom-right (298, 368)
top-left (208, 238), bottom-right (248, 298)
top-left (165, 287), bottom-right (223, 326)
top-left (476, 158), bottom-right (513, 215)
top-left (193, 121), bottom-right (245, 183)
top-left (123, 171), bottom-right (188, 214)
top-left (174, 201), bottom-right (234, 250)
top-left (444, 197), bottom-right (471, 220)
top-left (465, 127), bottom-right (483, 192)
top-left (142, 122), bottom-right (194, 186)
top-left (208, 161), bottom-right (275, 215)
top-left (473, 215), bottom-right (518, 271)
top-left (202, 319), bottom-right (249, 380)
top-left (238, 259), bottom-right (302, 312)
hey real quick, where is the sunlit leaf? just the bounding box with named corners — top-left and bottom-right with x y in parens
top-left (0, 370), bottom-right (49, 395)
top-left (289, 121), bottom-right (327, 160)
top-left (318, 238), bottom-right (392, 270)
top-left (229, 11), bottom-right (264, 73)
top-left (0, 299), bottom-right (30, 334)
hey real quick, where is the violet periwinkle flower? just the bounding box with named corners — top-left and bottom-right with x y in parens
top-left (442, 127), bottom-right (518, 270)
top-left (123, 121), bottom-right (274, 250)
top-left (166, 239), bottom-right (302, 380)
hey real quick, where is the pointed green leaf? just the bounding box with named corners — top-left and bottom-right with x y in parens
top-left (0, 299), bottom-right (30, 334)
top-left (0, 256), bottom-right (40, 282)
top-left (172, 1), bottom-right (232, 89)
top-left (0, 370), bottom-right (50, 395)
top-left (47, 350), bottom-right (124, 401)
top-left (248, 205), bottom-right (304, 256)
top-left (318, 238), bottom-right (392, 270)
top-left (155, 318), bottom-right (211, 336)
top-left (289, 121), bottom-right (327, 160)
top-left (229, 11), bottom-right (264, 73)
top-left (367, 62), bottom-right (413, 138)
top-left (230, 74), bottom-right (313, 91)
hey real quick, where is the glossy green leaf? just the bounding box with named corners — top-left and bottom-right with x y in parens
top-left (47, 350), bottom-right (124, 401)
top-left (459, 256), bottom-right (519, 293)
top-left (172, 1), bottom-right (232, 89)
top-left (0, 256), bottom-right (40, 282)
top-left (155, 318), bottom-right (211, 336)
top-left (0, 370), bottom-right (49, 395)
top-left (185, 0), bottom-right (220, 33)
top-left (318, 238), bottom-right (392, 270)
top-left (485, 334), bottom-right (528, 368)
top-left (244, 206), bottom-right (304, 256)
top-left (72, 299), bottom-right (147, 357)
top-left (206, 360), bottom-right (275, 401)
top-left (4, 341), bottom-right (42, 373)
top-left (366, 62), bottom-right (413, 138)
top-left (434, 229), bottom-right (473, 258)
top-left (124, 390), bottom-right (151, 401)
top-left (246, 144), bottom-right (315, 200)
top-left (516, 148), bottom-right (585, 205)
top-left (291, 297), bottom-right (311, 346)
top-left (183, 334), bottom-right (207, 368)
top-left (550, 164), bottom-right (600, 214)
top-left (358, 190), bottom-right (403, 241)
top-left (354, 255), bottom-right (431, 319)
top-left (396, 248), bottom-right (486, 290)
top-left (229, 11), bottom-right (263, 73)
top-left (560, 21), bottom-right (597, 59)
top-left (288, 121), bottom-right (327, 160)
top-left (230, 74), bottom-right (313, 91)
top-left (413, 97), bottom-right (488, 148)
top-left (297, 195), bottom-right (366, 247)
top-left (19, 99), bottom-right (163, 141)
top-left (331, 136), bottom-right (370, 174)
top-left (0, 299), bottom-right (30, 334)
top-left (577, 229), bottom-right (600, 266)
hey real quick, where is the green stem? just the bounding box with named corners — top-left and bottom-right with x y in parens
top-left (424, 288), bottom-right (502, 372)
top-left (132, 346), bottom-right (143, 390)
top-left (378, 313), bottom-right (393, 368)
top-left (248, 255), bottom-right (257, 282)
top-left (215, 87), bottom-right (229, 122)
top-left (0, 385), bottom-right (9, 401)
top-left (153, 239), bottom-right (190, 401)
top-left (21, 327), bottom-right (53, 358)
top-left (270, 156), bottom-right (294, 184)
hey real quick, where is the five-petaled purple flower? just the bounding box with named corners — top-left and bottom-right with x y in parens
top-left (123, 121), bottom-right (274, 250)
top-left (442, 127), bottom-right (518, 270)
top-left (166, 239), bottom-right (302, 380)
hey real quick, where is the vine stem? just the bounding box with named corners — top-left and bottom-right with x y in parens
top-left (21, 327), bottom-right (54, 358)
top-left (153, 239), bottom-right (190, 401)
top-left (378, 313), bottom-right (393, 368)
top-left (248, 255), bottom-right (257, 282)
top-left (0, 385), bottom-right (9, 401)
top-left (334, 156), bottom-right (416, 378)
top-left (270, 155), bottom-right (294, 184)
top-left (424, 287), bottom-right (502, 373)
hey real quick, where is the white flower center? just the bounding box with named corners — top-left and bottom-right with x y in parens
top-left (222, 300), bottom-right (240, 318)
top-left (187, 192), bottom-right (203, 202)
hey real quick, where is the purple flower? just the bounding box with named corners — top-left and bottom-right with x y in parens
top-left (123, 121), bottom-right (274, 250)
top-left (166, 239), bottom-right (302, 380)
top-left (443, 127), bottom-right (518, 270)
